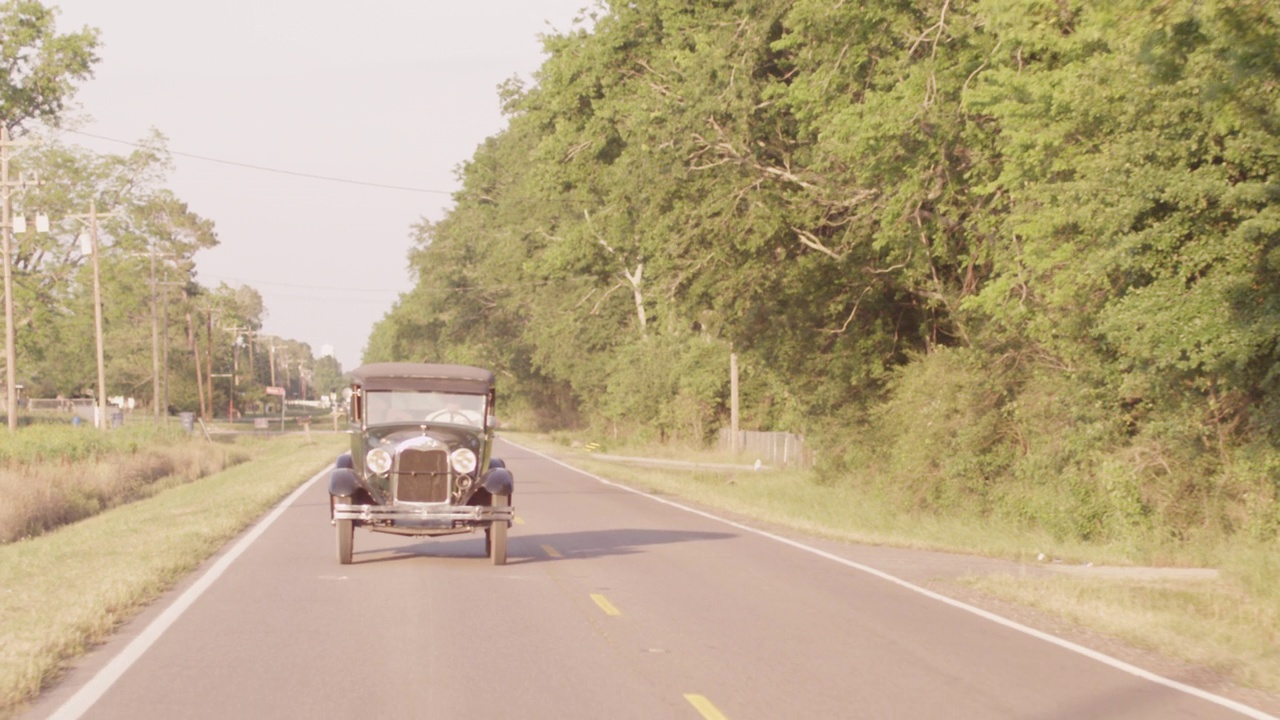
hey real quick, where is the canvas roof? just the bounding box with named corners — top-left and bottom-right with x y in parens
top-left (350, 363), bottom-right (495, 393)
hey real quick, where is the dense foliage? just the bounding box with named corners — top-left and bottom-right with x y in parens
top-left (369, 0), bottom-right (1280, 545)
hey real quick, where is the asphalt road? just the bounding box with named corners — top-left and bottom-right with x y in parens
top-left (24, 439), bottom-right (1278, 720)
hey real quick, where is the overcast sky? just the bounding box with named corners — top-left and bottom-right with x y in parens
top-left (45, 0), bottom-right (592, 371)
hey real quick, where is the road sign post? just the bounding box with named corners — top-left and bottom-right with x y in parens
top-left (266, 386), bottom-right (285, 430)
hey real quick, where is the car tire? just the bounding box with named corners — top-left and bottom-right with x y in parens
top-left (336, 518), bottom-right (354, 565)
top-left (488, 494), bottom-right (509, 566)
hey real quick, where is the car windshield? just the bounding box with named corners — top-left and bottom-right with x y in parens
top-left (365, 390), bottom-right (486, 429)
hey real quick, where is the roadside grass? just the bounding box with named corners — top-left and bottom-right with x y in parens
top-left (0, 430), bottom-right (247, 543)
top-left (0, 434), bottom-right (345, 718)
top-left (507, 431), bottom-right (1280, 695)
top-left (961, 573), bottom-right (1280, 693)
top-left (515, 433), bottom-right (1122, 564)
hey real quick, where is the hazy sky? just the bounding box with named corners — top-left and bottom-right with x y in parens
top-left (45, 1), bottom-right (592, 371)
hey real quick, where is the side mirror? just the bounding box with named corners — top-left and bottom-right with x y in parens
top-left (487, 415), bottom-right (499, 429)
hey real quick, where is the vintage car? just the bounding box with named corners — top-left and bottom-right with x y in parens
top-left (328, 362), bottom-right (514, 565)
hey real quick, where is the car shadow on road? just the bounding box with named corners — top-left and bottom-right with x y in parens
top-left (354, 527), bottom-right (734, 565)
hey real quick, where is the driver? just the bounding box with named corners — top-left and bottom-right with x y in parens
top-left (429, 400), bottom-right (481, 425)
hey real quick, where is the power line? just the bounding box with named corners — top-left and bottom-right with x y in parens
top-left (60, 129), bottom-right (456, 195)
top-left (203, 273), bottom-right (594, 296)
top-left (56, 128), bottom-right (584, 207)
top-left (201, 274), bottom-right (403, 294)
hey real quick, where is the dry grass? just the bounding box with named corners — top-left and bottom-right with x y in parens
top-left (0, 442), bottom-right (244, 543)
top-left (962, 573), bottom-right (1280, 693)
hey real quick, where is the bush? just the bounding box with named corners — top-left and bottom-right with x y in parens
top-left (596, 335), bottom-right (730, 446)
top-left (867, 347), bottom-right (1016, 514)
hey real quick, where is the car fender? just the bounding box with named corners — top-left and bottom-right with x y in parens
top-left (488, 457), bottom-right (506, 469)
top-left (481, 466), bottom-right (513, 497)
top-left (329, 467), bottom-right (361, 498)
top-left (335, 452), bottom-right (354, 469)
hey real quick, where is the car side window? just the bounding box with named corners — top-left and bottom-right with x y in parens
top-left (365, 391), bottom-right (395, 425)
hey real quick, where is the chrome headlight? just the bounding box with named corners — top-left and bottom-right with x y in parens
top-left (366, 447), bottom-right (393, 475)
top-left (449, 447), bottom-right (477, 474)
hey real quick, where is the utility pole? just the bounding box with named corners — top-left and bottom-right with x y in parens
top-left (69, 201), bottom-right (123, 429)
top-left (1, 124), bottom-right (20, 433)
top-left (204, 308), bottom-right (215, 420)
top-left (88, 202), bottom-right (107, 429)
top-left (245, 329), bottom-right (256, 387)
top-left (268, 340), bottom-right (277, 388)
top-left (161, 264), bottom-right (171, 419)
top-left (150, 247), bottom-right (160, 416)
top-left (143, 245), bottom-right (182, 418)
top-left (730, 352), bottom-right (740, 455)
top-left (225, 325), bottom-right (243, 421)
top-left (186, 304), bottom-right (206, 420)
top-left (0, 125), bottom-right (39, 433)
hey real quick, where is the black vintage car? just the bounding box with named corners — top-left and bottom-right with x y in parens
top-left (328, 362), bottom-right (514, 565)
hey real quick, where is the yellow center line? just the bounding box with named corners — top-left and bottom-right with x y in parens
top-left (514, 515), bottom-right (526, 525)
top-left (683, 694), bottom-right (728, 720)
top-left (590, 593), bottom-right (621, 616)
top-left (541, 544), bottom-right (562, 558)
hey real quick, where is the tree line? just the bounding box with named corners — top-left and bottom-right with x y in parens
top-left (1, 1), bottom-right (341, 421)
top-left (367, 0), bottom-right (1280, 543)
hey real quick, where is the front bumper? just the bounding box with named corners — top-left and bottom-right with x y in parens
top-left (332, 502), bottom-right (513, 526)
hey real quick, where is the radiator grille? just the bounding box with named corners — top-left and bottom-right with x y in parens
top-left (394, 448), bottom-right (449, 503)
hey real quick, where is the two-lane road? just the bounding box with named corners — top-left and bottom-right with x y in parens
top-left (26, 439), bottom-right (1277, 719)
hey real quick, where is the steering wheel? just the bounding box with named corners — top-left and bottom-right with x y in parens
top-left (425, 409), bottom-right (469, 424)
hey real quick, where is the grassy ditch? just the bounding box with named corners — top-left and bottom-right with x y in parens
top-left (0, 425), bottom-right (248, 543)
top-left (508, 432), bottom-right (1280, 696)
top-left (0, 434), bottom-right (345, 717)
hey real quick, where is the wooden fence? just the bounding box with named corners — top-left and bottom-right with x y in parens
top-left (717, 429), bottom-right (812, 468)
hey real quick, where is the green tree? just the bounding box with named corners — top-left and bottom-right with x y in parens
top-left (11, 134), bottom-right (216, 410)
top-left (366, 0), bottom-right (1280, 542)
top-left (310, 354), bottom-right (344, 398)
top-left (0, 0), bottom-right (99, 131)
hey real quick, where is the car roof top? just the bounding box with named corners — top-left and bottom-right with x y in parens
top-left (350, 362), bottom-right (495, 393)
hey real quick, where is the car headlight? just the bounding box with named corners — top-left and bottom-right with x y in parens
top-left (366, 447), bottom-right (393, 475)
top-left (450, 447), bottom-right (477, 474)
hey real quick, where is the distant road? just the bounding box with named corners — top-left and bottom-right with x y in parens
top-left (25, 439), bottom-right (1277, 719)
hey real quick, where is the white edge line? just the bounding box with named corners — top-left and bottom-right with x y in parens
top-left (504, 439), bottom-right (1277, 720)
top-left (46, 464), bottom-right (332, 720)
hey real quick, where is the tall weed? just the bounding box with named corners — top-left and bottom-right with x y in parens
top-left (0, 423), bottom-right (186, 465)
top-left (0, 426), bottom-right (244, 543)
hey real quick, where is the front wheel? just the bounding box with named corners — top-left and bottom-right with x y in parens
top-left (488, 495), bottom-right (509, 566)
top-left (335, 518), bottom-right (353, 564)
